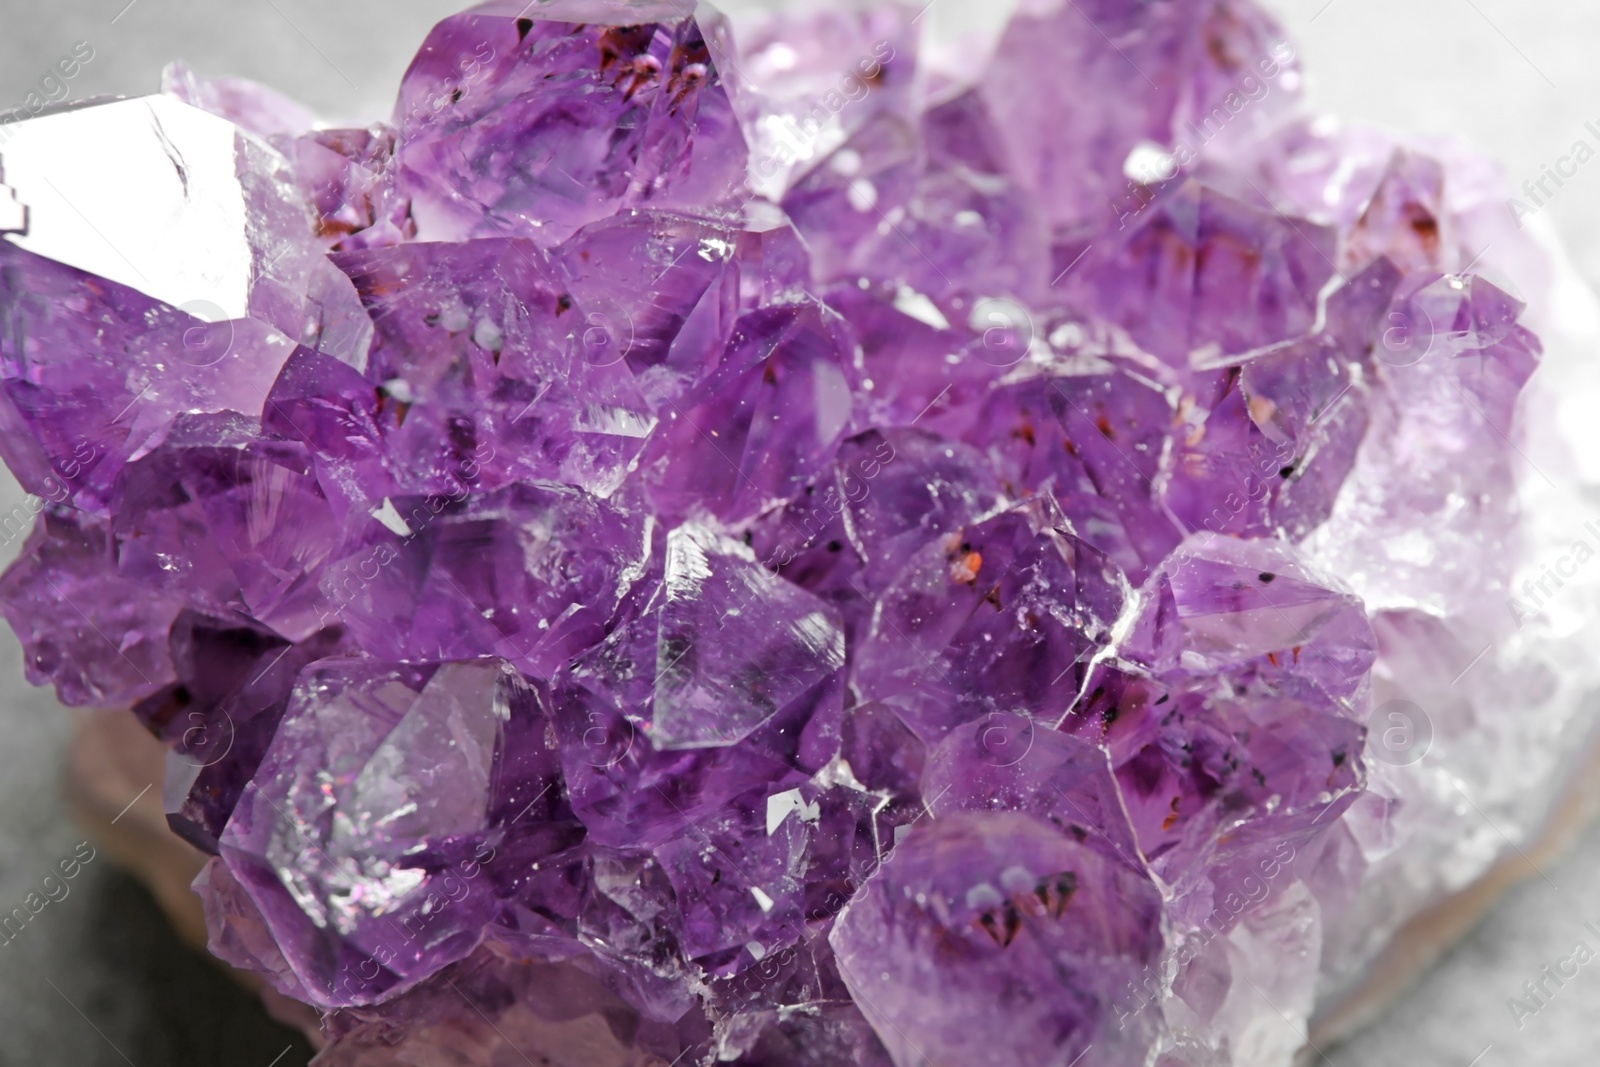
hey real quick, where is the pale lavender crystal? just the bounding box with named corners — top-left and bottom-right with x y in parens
top-left (392, 0), bottom-right (748, 246)
top-left (317, 481), bottom-right (652, 680)
top-left (162, 60), bottom-right (319, 141)
top-left (923, 714), bottom-right (1146, 867)
top-left (853, 495), bottom-right (1128, 742)
top-left (333, 237), bottom-right (657, 498)
top-left (1062, 182), bottom-right (1337, 365)
top-left (649, 522), bottom-right (845, 749)
top-left (971, 370), bottom-right (1183, 582)
top-left (288, 127), bottom-right (416, 252)
top-left (640, 299), bottom-right (858, 524)
top-left (785, 108), bottom-right (1052, 308)
top-left (215, 658), bottom-right (524, 1006)
top-left (716, 5), bottom-right (916, 201)
top-left (978, 0), bottom-right (1300, 233)
top-left (0, 509), bottom-right (189, 707)
top-left (553, 209), bottom-right (738, 384)
top-left (0, 0), bottom-right (1560, 1063)
top-left (0, 245), bottom-right (299, 515)
top-left (821, 281), bottom-right (999, 434)
top-left (831, 811), bottom-right (1168, 1067)
top-left (741, 427), bottom-right (1004, 644)
top-left (1090, 535), bottom-right (1374, 923)
top-left (552, 521), bottom-right (846, 848)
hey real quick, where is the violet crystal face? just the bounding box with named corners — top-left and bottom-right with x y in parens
top-left (0, 0), bottom-right (1575, 1064)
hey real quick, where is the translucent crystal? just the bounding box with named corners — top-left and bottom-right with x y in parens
top-left (0, 0), bottom-right (1581, 1063)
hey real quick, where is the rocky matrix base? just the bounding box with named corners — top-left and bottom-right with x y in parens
top-left (2, 1), bottom-right (1596, 1065)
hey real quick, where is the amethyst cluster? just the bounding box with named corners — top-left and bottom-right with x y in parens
top-left (0, 0), bottom-right (1547, 1063)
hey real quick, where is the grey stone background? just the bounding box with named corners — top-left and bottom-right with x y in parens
top-left (0, 1), bottom-right (1597, 1064)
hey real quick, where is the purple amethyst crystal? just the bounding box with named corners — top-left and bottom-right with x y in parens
top-left (832, 811), bottom-right (1167, 1067)
top-left (392, 1), bottom-right (748, 246)
top-left (216, 658), bottom-right (520, 1006)
top-left (0, 0), bottom-right (1561, 1063)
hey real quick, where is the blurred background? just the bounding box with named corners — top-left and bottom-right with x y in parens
top-left (0, 1), bottom-right (1597, 1064)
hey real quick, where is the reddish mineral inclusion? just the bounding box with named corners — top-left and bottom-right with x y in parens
top-left (0, 0), bottom-right (1546, 1063)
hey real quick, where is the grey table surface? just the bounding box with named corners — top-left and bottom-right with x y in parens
top-left (0, 1), bottom-right (1597, 1064)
